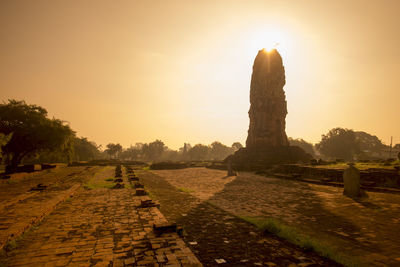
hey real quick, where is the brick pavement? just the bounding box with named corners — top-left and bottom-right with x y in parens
top-left (152, 168), bottom-right (400, 266)
top-left (0, 166), bottom-right (99, 250)
top-left (139, 170), bottom-right (339, 266)
top-left (0, 166), bottom-right (201, 267)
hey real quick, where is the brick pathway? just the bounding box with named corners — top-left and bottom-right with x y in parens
top-left (0, 166), bottom-right (98, 250)
top-left (151, 168), bottom-right (400, 266)
top-left (138, 170), bottom-right (339, 266)
top-left (0, 166), bottom-right (201, 267)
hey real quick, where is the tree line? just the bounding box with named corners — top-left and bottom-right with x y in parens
top-left (104, 141), bottom-right (243, 162)
top-left (1, 100), bottom-right (398, 172)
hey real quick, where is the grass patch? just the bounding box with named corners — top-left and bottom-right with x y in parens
top-left (178, 187), bottom-right (194, 193)
top-left (1, 224), bottom-right (39, 256)
top-left (313, 162), bottom-right (399, 170)
top-left (3, 240), bottom-right (17, 252)
top-left (83, 180), bottom-right (115, 190)
top-left (142, 166), bottom-right (150, 171)
top-left (105, 178), bottom-right (114, 181)
top-left (239, 216), bottom-right (360, 267)
top-left (147, 190), bottom-right (156, 199)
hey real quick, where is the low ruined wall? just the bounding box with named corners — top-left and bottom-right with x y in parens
top-left (275, 164), bottom-right (400, 189)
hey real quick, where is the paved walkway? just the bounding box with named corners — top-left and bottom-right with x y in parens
top-left (138, 170), bottom-right (339, 266)
top-left (0, 166), bottom-right (98, 250)
top-left (0, 166), bottom-right (201, 267)
top-left (150, 168), bottom-right (400, 266)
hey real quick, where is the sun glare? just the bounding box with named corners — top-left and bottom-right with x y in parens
top-left (245, 24), bottom-right (293, 59)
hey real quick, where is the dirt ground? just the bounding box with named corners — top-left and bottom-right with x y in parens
top-left (149, 167), bottom-right (400, 266)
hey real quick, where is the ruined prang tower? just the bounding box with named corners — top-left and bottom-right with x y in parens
top-left (246, 49), bottom-right (289, 148)
top-left (227, 48), bottom-right (311, 170)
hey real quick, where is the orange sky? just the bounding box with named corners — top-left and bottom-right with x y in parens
top-left (1, 0), bottom-right (399, 149)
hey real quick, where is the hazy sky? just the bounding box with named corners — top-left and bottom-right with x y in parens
top-left (1, 0), bottom-right (399, 149)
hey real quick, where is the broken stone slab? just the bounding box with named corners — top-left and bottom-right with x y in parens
top-left (135, 188), bottom-right (147, 196)
top-left (138, 199), bottom-right (160, 208)
top-left (134, 182), bottom-right (144, 188)
top-left (129, 178), bottom-right (139, 182)
top-left (153, 222), bottom-right (183, 236)
top-left (215, 259), bottom-right (226, 264)
top-left (112, 183), bottom-right (125, 189)
top-left (29, 184), bottom-right (47, 191)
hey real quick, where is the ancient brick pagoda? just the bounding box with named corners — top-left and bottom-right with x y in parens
top-left (246, 48), bottom-right (289, 148)
top-left (228, 48), bottom-right (311, 170)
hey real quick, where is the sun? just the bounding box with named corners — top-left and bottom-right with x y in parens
top-left (246, 24), bottom-right (293, 57)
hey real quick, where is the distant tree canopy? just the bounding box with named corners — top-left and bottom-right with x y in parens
top-left (316, 128), bottom-right (360, 161)
top-left (354, 131), bottom-right (388, 159)
top-left (72, 137), bottom-right (101, 161)
top-left (231, 142), bottom-right (243, 151)
top-left (142, 140), bottom-right (165, 160)
top-left (0, 100), bottom-right (75, 170)
top-left (288, 137), bottom-right (315, 157)
top-left (187, 144), bottom-right (210, 161)
top-left (105, 143), bottom-right (122, 159)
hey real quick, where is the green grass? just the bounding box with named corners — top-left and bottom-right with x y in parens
top-left (147, 190), bottom-right (156, 199)
top-left (142, 166), bottom-right (150, 171)
top-left (83, 180), bottom-right (115, 190)
top-left (311, 162), bottom-right (399, 170)
top-left (1, 225), bottom-right (39, 255)
top-left (105, 178), bottom-right (114, 181)
top-left (178, 187), bottom-right (194, 193)
top-left (239, 216), bottom-right (360, 267)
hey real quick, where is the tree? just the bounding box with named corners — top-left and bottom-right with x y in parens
top-left (188, 144), bottom-right (210, 161)
top-left (354, 131), bottom-right (387, 159)
top-left (210, 141), bottom-right (234, 160)
top-left (120, 144), bottom-right (142, 161)
top-left (231, 142), bottom-right (243, 152)
top-left (105, 143), bottom-right (122, 159)
top-left (73, 137), bottom-right (101, 161)
top-left (288, 138), bottom-right (315, 157)
top-left (316, 128), bottom-right (359, 161)
top-left (0, 133), bottom-right (12, 162)
top-left (146, 140), bottom-right (165, 161)
top-left (0, 100), bottom-right (75, 171)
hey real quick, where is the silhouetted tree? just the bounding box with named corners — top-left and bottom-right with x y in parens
top-left (210, 141), bottom-right (234, 160)
top-left (105, 143), bottom-right (122, 159)
top-left (288, 138), bottom-right (315, 157)
top-left (0, 133), bottom-right (12, 163)
top-left (231, 142), bottom-right (243, 151)
top-left (188, 144), bottom-right (210, 161)
top-left (316, 128), bottom-right (359, 161)
top-left (120, 144), bottom-right (142, 160)
top-left (146, 140), bottom-right (165, 160)
top-left (354, 131), bottom-right (388, 159)
top-left (73, 137), bottom-right (101, 161)
top-left (0, 100), bottom-right (75, 171)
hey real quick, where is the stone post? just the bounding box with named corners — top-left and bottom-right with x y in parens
top-left (343, 163), bottom-right (366, 198)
